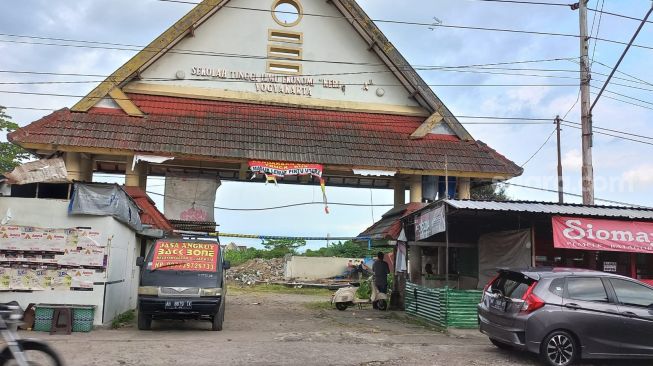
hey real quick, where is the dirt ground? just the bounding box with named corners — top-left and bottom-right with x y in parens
top-left (13, 289), bottom-right (650, 366)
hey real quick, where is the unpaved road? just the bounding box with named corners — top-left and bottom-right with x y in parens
top-left (15, 290), bottom-right (649, 365)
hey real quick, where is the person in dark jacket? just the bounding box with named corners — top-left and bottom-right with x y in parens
top-left (372, 251), bottom-right (390, 293)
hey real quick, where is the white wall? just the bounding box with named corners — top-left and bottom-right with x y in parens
top-left (135, 0), bottom-right (424, 110)
top-left (284, 256), bottom-right (357, 281)
top-left (0, 197), bottom-right (139, 325)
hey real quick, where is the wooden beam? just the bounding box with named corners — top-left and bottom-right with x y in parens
top-left (410, 111), bottom-right (444, 139)
top-left (108, 88), bottom-right (144, 117)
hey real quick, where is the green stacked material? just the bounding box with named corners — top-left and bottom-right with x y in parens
top-left (405, 282), bottom-right (482, 329)
top-left (33, 307), bottom-right (54, 332)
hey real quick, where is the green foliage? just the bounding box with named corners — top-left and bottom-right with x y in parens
top-left (263, 238), bottom-right (306, 257)
top-left (355, 273), bottom-right (394, 299)
top-left (304, 240), bottom-right (370, 258)
top-left (111, 309), bottom-right (135, 329)
top-left (0, 107), bottom-right (31, 173)
top-left (470, 183), bottom-right (509, 201)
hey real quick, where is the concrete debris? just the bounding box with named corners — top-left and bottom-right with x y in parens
top-left (226, 258), bottom-right (285, 284)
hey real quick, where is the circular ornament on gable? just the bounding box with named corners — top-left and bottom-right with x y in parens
top-left (272, 0), bottom-right (303, 27)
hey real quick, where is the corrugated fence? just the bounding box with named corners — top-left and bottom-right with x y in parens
top-left (405, 282), bottom-right (482, 329)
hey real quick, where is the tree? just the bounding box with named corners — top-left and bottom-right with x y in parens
top-left (304, 240), bottom-right (369, 258)
top-left (0, 107), bottom-right (31, 173)
top-left (262, 238), bottom-right (306, 256)
top-left (470, 183), bottom-right (509, 201)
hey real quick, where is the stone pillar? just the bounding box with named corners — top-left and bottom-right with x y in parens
top-left (64, 152), bottom-right (82, 181)
top-left (125, 158), bottom-right (145, 187)
top-left (409, 175), bottom-right (422, 203)
top-left (408, 245), bottom-right (422, 285)
top-left (458, 177), bottom-right (471, 199)
top-left (393, 179), bottom-right (405, 207)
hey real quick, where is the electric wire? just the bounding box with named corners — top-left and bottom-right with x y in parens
top-left (520, 128), bottom-right (557, 167)
top-left (502, 182), bottom-right (649, 207)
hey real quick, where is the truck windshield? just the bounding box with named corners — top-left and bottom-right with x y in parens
top-left (140, 240), bottom-right (222, 288)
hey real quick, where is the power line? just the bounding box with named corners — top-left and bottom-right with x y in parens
top-left (143, 190), bottom-right (392, 211)
top-left (502, 182), bottom-right (649, 207)
top-left (588, 7), bottom-right (653, 25)
top-left (562, 122), bottom-right (653, 146)
top-left (520, 127), bottom-right (557, 167)
top-left (467, 0), bottom-right (573, 6)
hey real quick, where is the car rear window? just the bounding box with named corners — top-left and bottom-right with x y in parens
top-left (490, 271), bottom-right (535, 299)
top-left (566, 277), bottom-right (608, 302)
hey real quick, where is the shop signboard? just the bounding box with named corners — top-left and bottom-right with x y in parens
top-left (151, 241), bottom-right (219, 272)
top-left (552, 216), bottom-right (653, 254)
top-left (415, 206), bottom-right (446, 241)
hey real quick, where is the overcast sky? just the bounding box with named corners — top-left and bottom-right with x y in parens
top-left (2, 0), bottom-right (653, 250)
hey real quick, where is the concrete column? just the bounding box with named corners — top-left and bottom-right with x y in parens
top-left (138, 163), bottom-right (148, 190)
top-left (409, 175), bottom-right (422, 203)
top-left (393, 179), bottom-right (405, 207)
top-left (408, 245), bottom-right (422, 285)
top-left (80, 154), bottom-right (93, 182)
top-left (457, 177), bottom-right (471, 199)
top-left (125, 158), bottom-right (144, 187)
top-left (64, 152), bottom-right (82, 181)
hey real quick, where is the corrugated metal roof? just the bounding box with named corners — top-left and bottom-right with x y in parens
top-left (445, 199), bottom-right (653, 220)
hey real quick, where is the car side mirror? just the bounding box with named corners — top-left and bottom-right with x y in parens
top-left (223, 260), bottom-right (231, 270)
top-left (136, 257), bottom-right (145, 267)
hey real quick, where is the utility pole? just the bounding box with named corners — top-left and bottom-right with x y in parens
top-left (578, 0), bottom-right (594, 205)
top-left (555, 115), bottom-right (564, 204)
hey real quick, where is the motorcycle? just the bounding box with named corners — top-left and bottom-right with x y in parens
top-left (332, 277), bottom-right (390, 311)
top-left (0, 302), bottom-right (63, 366)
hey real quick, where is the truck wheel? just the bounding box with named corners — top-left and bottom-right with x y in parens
top-left (211, 299), bottom-right (225, 331)
top-left (137, 311), bottom-right (151, 330)
top-left (335, 303), bottom-right (348, 311)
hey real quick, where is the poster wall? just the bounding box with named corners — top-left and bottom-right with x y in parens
top-left (0, 226), bottom-right (106, 291)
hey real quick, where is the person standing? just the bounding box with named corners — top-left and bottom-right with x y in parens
top-left (372, 251), bottom-right (390, 293)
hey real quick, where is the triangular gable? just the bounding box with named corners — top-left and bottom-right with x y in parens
top-left (71, 0), bottom-right (472, 140)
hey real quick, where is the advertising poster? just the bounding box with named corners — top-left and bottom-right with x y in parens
top-left (0, 267), bottom-right (11, 290)
top-left (50, 269), bottom-right (72, 290)
top-left (553, 216), bottom-right (653, 254)
top-left (152, 241), bottom-right (219, 272)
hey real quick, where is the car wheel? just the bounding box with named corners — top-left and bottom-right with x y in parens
top-left (335, 302), bottom-right (348, 311)
top-left (137, 311), bottom-right (151, 331)
top-left (540, 330), bottom-right (578, 366)
top-left (490, 338), bottom-right (512, 350)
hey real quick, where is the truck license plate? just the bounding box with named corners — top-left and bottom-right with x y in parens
top-left (165, 300), bottom-right (192, 310)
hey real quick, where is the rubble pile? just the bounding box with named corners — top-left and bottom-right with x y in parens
top-left (226, 258), bottom-right (285, 285)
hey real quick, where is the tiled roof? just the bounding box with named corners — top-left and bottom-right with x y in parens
top-left (10, 95), bottom-right (522, 176)
top-left (122, 186), bottom-right (174, 232)
top-left (360, 202), bottom-right (428, 240)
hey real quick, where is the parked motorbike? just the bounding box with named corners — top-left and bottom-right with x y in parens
top-left (332, 277), bottom-right (390, 311)
top-left (0, 302), bottom-right (63, 366)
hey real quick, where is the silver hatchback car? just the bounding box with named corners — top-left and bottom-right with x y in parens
top-left (478, 268), bottom-right (653, 366)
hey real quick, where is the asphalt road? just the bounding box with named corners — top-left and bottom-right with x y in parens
top-left (14, 289), bottom-right (650, 366)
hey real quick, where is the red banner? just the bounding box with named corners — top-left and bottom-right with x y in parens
top-left (552, 216), bottom-right (653, 254)
top-left (151, 241), bottom-right (219, 272)
top-left (248, 161), bottom-right (323, 178)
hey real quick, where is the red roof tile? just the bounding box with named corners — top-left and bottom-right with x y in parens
top-left (10, 95), bottom-right (522, 176)
top-left (122, 186), bottom-right (173, 232)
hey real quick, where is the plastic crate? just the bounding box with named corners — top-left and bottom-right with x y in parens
top-left (33, 304), bottom-right (95, 332)
top-left (33, 306), bottom-right (54, 332)
top-left (72, 319), bottom-right (93, 332)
